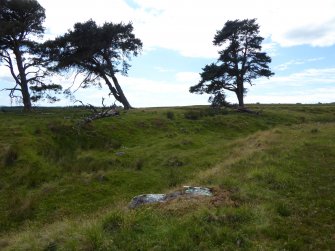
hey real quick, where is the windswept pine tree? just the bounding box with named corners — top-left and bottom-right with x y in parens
top-left (43, 20), bottom-right (143, 109)
top-left (190, 19), bottom-right (274, 109)
top-left (0, 0), bottom-right (62, 110)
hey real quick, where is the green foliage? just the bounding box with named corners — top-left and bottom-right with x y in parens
top-left (184, 107), bottom-right (228, 120)
top-left (45, 20), bottom-right (142, 75)
top-left (29, 83), bottom-right (62, 103)
top-left (0, 0), bottom-right (61, 109)
top-left (0, 104), bottom-right (334, 250)
top-left (184, 110), bottom-right (202, 120)
top-left (276, 202), bottom-right (291, 217)
top-left (190, 19), bottom-right (274, 107)
top-left (102, 212), bottom-right (124, 234)
top-left (209, 92), bottom-right (230, 108)
top-left (166, 111), bottom-right (175, 120)
top-left (2, 145), bottom-right (18, 166)
top-left (0, 0), bottom-right (45, 37)
top-left (43, 20), bottom-right (143, 109)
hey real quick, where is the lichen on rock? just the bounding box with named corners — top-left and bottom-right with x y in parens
top-left (129, 186), bottom-right (213, 208)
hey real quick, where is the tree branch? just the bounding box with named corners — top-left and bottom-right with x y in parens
top-left (74, 98), bottom-right (120, 126)
top-left (1, 86), bottom-right (22, 92)
top-left (23, 62), bottom-right (36, 70)
top-left (5, 53), bottom-right (22, 86)
top-left (72, 72), bottom-right (95, 93)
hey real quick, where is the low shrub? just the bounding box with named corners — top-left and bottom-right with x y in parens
top-left (166, 111), bottom-right (175, 120)
top-left (3, 146), bottom-right (18, 166)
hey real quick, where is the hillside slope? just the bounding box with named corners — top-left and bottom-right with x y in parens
top-left (0, 105), bottom-right (334, 250)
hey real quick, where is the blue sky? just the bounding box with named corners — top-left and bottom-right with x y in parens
top-left (1, 0), bottom-right (335, 107)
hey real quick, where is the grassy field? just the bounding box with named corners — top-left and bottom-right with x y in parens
top-left (0, 104), bottom-right (334, 250)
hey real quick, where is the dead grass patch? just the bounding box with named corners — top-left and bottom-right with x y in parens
top-left (153, 186), bottom-right (237, 216)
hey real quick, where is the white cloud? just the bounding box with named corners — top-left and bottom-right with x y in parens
top-left (2, 0), bottom-right (335, 107)
top-left (274, 57), bottom-right (324, 71)
top-left (131, 0), bottom-right (335, 55)
top-left (246, 89), bottom-right (335, 104)
top-left (281, 68), bottom-right (335, 85)
top-left (0, 65), bottom-right (12, 83)
top-left (154, 66), bottom-right (174, 73)
top-left (47, 73), bottom-right (208, 108)
top-left (262, 42), bottom-right (279, 57)
top-left (39, 0), bottom-right (137, 36)
top-left (275, 60), bottom-right (305, 71)
top-left (113, 75), bottom-right (209, 107)
top-left (246, 67), bottom-right (335, 103)
top-left (175, 72), bottom-right (199, 83)
top-left (37, 0), bottom-right (335, 58)
top-left (34, 0), bottom-right (335, 58)
top-left (273, 17), bottom-right (335, 47)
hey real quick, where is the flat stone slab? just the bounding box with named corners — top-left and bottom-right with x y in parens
top-left (129, 186), bottom-right (212, 208)
top-left (184, 186), bottom-right (212, 196)
top-left (129, 194), bottom-right (166, 209)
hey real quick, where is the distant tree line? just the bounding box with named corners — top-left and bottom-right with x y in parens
top-left (0, 0), bottom-right (273, 111)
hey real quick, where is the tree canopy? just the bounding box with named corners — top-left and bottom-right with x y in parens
top-left (43, 20), bottom-right (143, 109)
top-left (190, 19), bottom-right (274, 109)
top-left (0, 0), bottom-right (61, 110)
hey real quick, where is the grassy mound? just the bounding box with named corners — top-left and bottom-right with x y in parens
top-left (0, 104), bottom-right (334, 250)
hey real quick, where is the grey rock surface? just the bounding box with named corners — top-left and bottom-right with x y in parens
top-left (184, 186), bottom-right (212, 196)
top-left (129, 186), bottom-right (212, 208)
top-left (129, 194), bottom-right (166, 209)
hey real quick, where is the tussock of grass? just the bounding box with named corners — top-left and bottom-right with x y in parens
top-left (2, 145), bottom-right (19, 167)
top-left (0, 104), bottom-right (334, 250)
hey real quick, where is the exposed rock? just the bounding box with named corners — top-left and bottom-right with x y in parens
top-left (129, 186), bottom-right (212, 209)
top-left (115, 152), bottom-right (125, 156)
top-left (129, 194), bottom-right (166, 209)
top-left (184, 186), bottom-right (212, 196)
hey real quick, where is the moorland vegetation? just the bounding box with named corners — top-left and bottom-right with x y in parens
top-left (0, 104), bottom-right (334, 250)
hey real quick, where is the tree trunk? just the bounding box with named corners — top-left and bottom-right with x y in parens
top-left (21, 84), bottom-right (32, 111)
top-left (102, 74), bottom-right (132, 109)
top-left (237, 92), bottom-right (244, 108)
top-left (13, 46), bottom-right (32, 111)
top-left (110, 75), bottom-right (133, 110)
top-left (236, 86), bottom-right (244, 109)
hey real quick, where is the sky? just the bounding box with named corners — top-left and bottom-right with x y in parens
top-left (1, 0), bottom-right (335, 107)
